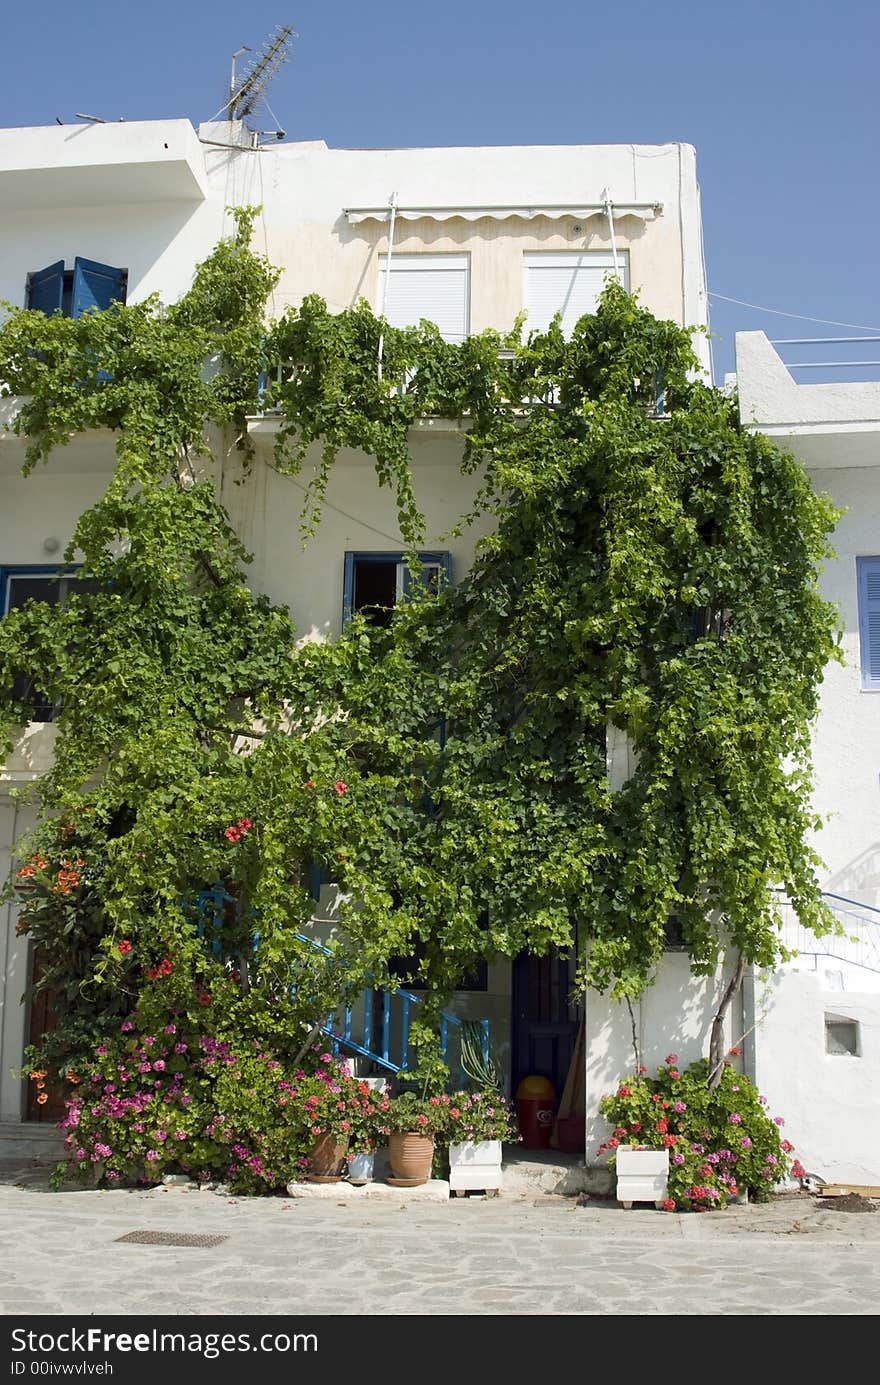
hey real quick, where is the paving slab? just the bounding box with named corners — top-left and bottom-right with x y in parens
top-left (1, 1162), bottom-right (878, 1316)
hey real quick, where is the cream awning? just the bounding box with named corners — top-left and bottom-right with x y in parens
top-left (343, 202), bottom-right (662, 225)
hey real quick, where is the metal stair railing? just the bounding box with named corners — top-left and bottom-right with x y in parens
top-left (192, 885), bottom-right (489, 1080)
top-left (773, 889), bottom-right (880, 975)
top-left (292, 930), bottom-right (489, 1082)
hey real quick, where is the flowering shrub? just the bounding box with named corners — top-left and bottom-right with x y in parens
top-left (279, 1054), bottom-right (392, 1170)
top-left (54, 1024), bottom-right (384, 1193)
top-left (597, 1054), bottom-right (796, 1211)
top-left (446, 1089), bottom-right (519, 1144)
top-left (343, 1078), bottom-right (391, 1154)
top-left (379, 1090), bottom-right (452, 1137)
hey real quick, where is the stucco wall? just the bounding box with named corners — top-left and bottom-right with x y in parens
top-left (225, 431), bottom-right (493, 637)
top-left (745, 966), bottom-right (880, 1183)
top-left (736, 331), bottom-right (880, 431)
top-left (1, 125), bottom-right (709, 372)
top-left (802, 466), bottom-right (880, 901)
top-left (0, 798), bottom-right (37, 1122)
top-left (584, 953), bottom-right (743, 1160)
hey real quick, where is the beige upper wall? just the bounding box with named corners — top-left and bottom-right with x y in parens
top-left (214, 137), bottom-right (708, 354)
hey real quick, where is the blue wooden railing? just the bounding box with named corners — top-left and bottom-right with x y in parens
top-left (192, 884), bottom-right (489, 1080)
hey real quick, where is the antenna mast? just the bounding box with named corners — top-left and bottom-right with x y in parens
top-left (227, 25), bottom-right (295, 124)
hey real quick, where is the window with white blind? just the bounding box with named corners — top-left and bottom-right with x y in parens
top-left (857, 557), bottom-right (880, 689)
top-left (377, 254), bottom-right (469, 343)
top-left (523, 251), bottom-right (629, 338)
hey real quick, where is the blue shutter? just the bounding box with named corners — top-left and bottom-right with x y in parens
top-left (857, 557), bottom-right (880, 689)
top-left (401, 551), bottom-right (452, 598)
top-left (71, 257), bottom-right (126, 317)
top-left (308, 863), bottom-right (323, 902)
top-left (342, 552), bottom-right (356, 627)
top-left (26, 261), bottom-right (64, 315)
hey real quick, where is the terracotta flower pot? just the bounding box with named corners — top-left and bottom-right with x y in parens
top-left (306, 1133), bottom-right (349, 1181)
top-left (387, 1131), bottom-right (435, 1185)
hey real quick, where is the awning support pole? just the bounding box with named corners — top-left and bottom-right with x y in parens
top-left (377, 191), bottom-right (398, 381)
top-left (601, 188), bottom-right (621, 280)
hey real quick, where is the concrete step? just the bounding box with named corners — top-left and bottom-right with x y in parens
top-left (0, 1122), bottom-right (66, 1163)
top-left (501, 1147), bottom-right (612, 1198)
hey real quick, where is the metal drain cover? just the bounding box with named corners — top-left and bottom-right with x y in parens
top-left (116, 1230), bottom-right (227, 1247)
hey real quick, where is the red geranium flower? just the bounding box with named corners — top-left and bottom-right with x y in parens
top-left (117, 939), bottom-right (132, 956)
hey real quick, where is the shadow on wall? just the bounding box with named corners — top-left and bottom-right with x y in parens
top-left (823, 843), bottom-right (880, 911)
top-left (588, 951), bottom-right (748, 1085)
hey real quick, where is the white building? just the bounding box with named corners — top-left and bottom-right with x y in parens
top-left (12, 117), bottom-right (870, 1189)
top-left (730, 333), bottom-right (880, 1185)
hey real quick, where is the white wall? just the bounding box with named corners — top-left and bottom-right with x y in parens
top-left (803, 466), bottom-right (880, 903)
top-left (0, 797), bottom-right (37, 1122)
top-left (225, 431), bottom-right (493, 637)
top-left (746, 967), bottom-right (880, 1183)
top-left (1, 123), bottom-right (709, 373)
top-left (584, 953), bottom-right (743, 1160)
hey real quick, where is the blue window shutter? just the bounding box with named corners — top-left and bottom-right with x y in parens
top-left (401, 551), bottom-right (452, 598)
top-left (71, 257), bottom-right (126, 317)
top-left (26, 261), bottom-right (64, 315)
top-left (308, 863), bottom-right (323, 902)
top-left (342, 553), bottom-right (356, 626)
top-left (857, 557), bottom-right (880, 689)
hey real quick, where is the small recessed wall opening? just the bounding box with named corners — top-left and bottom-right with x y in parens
top-left (824, 1015), bottom-right (860, 1056)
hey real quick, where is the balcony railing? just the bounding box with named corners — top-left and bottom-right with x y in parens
top-left (194, 884), bottom-right (490, 1080)
top-left (770, 336), bottom-right (880, 383)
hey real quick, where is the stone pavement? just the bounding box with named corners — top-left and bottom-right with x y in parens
top-left (1, 1160), bottom-right (878, 1316)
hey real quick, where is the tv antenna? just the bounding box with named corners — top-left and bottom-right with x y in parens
top-left (227, 25), bottom-right (295, 132)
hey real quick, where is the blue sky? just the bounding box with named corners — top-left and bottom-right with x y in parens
top-left (3, 0), bottom-right (878, 382)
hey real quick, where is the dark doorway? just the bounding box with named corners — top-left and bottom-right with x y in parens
top-left (352, 560), bottom-right (398, 628)
top-left (511, 946), bottom-right (581, 1105)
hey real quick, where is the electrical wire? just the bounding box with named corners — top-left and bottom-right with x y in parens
top-left (709, 292), bottom-right (880, 334)
top-left (271, 469), bottom-right (407, 546)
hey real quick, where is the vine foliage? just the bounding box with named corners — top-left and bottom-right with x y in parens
top-left (0, 208), bottom-right (840, 1084)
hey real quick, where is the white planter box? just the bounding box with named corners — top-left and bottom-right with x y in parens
top-left (615, 1146), bottom-right (669, 1209)
top-left (449, 1139), bottom-right (503, 1193)
top-left (347, 1151), bottom-right (375, 1185)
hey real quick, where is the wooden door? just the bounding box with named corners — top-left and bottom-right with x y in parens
top-left (25, 946), bottom-right (67, 1122)
top-left (511, 947), bottom-right (581, 1105)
